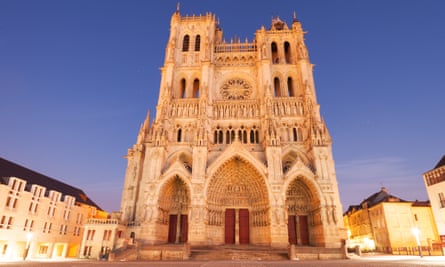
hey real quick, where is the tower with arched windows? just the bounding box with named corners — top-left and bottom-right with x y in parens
top-left (120, 10), bottom-right (346, 251)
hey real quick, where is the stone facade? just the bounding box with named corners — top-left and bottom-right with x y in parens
top-left (120, 10), bottom-right (345, 249)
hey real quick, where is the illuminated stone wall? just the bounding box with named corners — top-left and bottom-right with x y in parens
top-left (0, 176), bottom-right (105, 260)
top-left (423, 157), bottom-right (445, 254)
top-left (120, 10), bottom-right (345, 248)
top-left (344, 196), bottom-right (440, 254)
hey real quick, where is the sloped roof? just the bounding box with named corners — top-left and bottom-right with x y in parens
top-left (344, 205), bottom-right (361, 215)
top-left (434, 155), bottom-right (445, 169)
top-left (0, 157), bottom-right (102, 210)
top-left (360, 187), bottom-right (406, 208)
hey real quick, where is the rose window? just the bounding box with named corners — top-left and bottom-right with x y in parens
top-left (221, 78), bottom-right (252, 100)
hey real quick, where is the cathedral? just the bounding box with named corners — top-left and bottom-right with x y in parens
top-left (120, 9), bottom-right (345, 249)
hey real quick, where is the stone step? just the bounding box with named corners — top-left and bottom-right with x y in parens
top-left (190, 245), bottom-right (289, 261)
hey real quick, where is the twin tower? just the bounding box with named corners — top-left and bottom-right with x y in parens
top-left (120, 10), bottom-right (345, 248)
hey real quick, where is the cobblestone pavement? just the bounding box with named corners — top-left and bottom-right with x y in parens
top-left (1, 256), bottom-right (445, 267)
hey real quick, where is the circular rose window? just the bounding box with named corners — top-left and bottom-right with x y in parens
top-left (220, 78), bottom-right (252, 100)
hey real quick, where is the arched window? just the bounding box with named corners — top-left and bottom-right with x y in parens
top-left (193, 79), bottom-right (200, 98)
top-left (177, 128), bottom-right (182, 142)
top-left (284, 41), bottom-right (291, 64)
top-left (218, 130), bottom-right (223, 144)
top-left (179, 79), bottom-right (186, 98)
top-left (271, 42), bottom-right (278, 63)
top-left (214, 127), bottom-right (223, 144)
top-left (250, 127), bottom-right (259, 144)
top-left (239, 126), bottom-right (247, 144)
top-left (195, 35), bottom-right (201, 51)
top-left (226, 130), bottom-right (231, 144)
top-left (226, 128), bottom-right (235, 144)
top-left (293, 128), bottom-right (298, 141)
top-left (274, 77), bottom-right (281, 97)
top-left (287, 77), bottom-right (295, 97)
top-left (182, 35), bottom-right (190, 52)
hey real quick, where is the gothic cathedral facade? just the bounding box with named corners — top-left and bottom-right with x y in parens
top-left (120, 10), bottom-right (345, 248)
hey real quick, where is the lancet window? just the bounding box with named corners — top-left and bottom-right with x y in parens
top-left (226, 129), bottom-right (235, 144)
top-left (284, 41), bottom-right (291, 64)
top-left (238, 126), bottom-right (247, 144)
top-left (291, 127), bottom-right (303, 142)
top-left (214, 126), bottom-right (223, 144)
top-left (250, 127), bottom-right (259, 144)
top-left (195, 35), bottom-right (201, 51)
top-left (177, 128), bottom-right (182, 142)
top-left (179, 79), bottom-right (186, 98)
top-left (274, 77), bottom-right (281, 97)
top-left (193, 79), bottom-right (200, 98)
top-left (271, 42), bottom-right (278, 64)
top-left (213, 125), bottom-right (260, 145)
top-left (287, 77), bottom-right (295, 97)
top-left (182, 35), bottom-right (190, 51)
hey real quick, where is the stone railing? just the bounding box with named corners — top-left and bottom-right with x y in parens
top-left (85, 218), bottom-right (119, 225)
top-left (214, 42), bottom-right (257, 53)
top-left (170, 99), bottom-right (200, 118)
top-left (212, 100), bottom-right (260, 119)
top-left (272, 97), bottom-right (305, 117)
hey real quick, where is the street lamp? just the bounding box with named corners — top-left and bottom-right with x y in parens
top-left (411, 227), bottom-right (423, 257)
top-left (24, 232), bottom-right (33, 260)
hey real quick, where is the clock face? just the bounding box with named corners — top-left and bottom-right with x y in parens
top-left (221, 78), bottom-right (252, 100)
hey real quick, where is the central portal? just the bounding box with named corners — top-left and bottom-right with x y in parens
top-left (225, 209), bottom-right (249, 244)
top-left (206, 156), bottom-right (271, 245)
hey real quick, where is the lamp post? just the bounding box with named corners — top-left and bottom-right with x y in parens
top-left (24, 232), bottom-right (33, 260)
top-left (411, 227), bottom-right (423, 257)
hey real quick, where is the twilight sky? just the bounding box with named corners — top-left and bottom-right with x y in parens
top-left (1, 0), bottom-right (444, 212)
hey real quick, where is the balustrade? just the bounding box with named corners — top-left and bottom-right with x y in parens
top-left (86, 218), bottom-right (119, 225)
top-left (169, 99), bottom-right (199, 118)
top-left (214, 42), bottom-right (257, 53)
top-left (212, 100), bottom-right (259, 119)
top-left (272, 97), bottom-right (305, 117)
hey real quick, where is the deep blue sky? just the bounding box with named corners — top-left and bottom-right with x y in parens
top-left (1, 1), bottom-right (444, 212)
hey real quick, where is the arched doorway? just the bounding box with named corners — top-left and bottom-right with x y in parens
top-left (286, 178), bottom-right (314, 246)
top-left (158, 175), bottom-right (190, 244)
top-left (206, 156), bottom-right (270, 245)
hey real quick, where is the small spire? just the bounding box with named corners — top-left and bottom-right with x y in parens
top-left (293, 11), bottom-right (299, 22)
top-left (176, 2), bottom-right (180, 13)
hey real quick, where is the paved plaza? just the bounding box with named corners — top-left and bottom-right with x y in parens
top-left (1, 255), bottom-right (445, 267)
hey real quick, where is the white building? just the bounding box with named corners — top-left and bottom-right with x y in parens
top-left (0, 157), bottom-right (106, 260)
top-left (423, 155), bottom-right (445, 254)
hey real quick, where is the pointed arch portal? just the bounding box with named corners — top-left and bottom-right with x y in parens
top-left (158, 176), bottom-right (190, 244)
top-left (285, 178), bottom-right (314, 246)
top-left (207, 156), bottom-right (270, 245)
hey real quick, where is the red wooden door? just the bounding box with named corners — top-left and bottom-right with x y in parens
top-left (288, 215), bottom-right (297, 244)
top-left (168, 214), bottom-right (177, 243)
top-left (239, 209), bottom-right (249, 244)
top-left (180, 214), bottom-right (188, 243)
top-left (225, 209), bottom-right (235, 244)
top-left (299, 215), bottom-right (309, 245)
